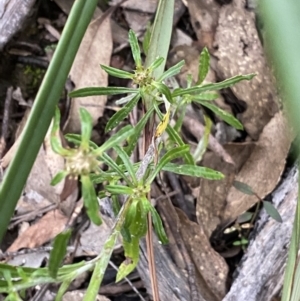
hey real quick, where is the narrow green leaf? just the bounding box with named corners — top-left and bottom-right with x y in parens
top-left (55, 278), bottom-right (73, 301)
top-left (186, 74), bottom-right (193, 88)
top-left (69, 87), bottom-right (138, 98)
top-left (148, 57), bottom-right (164, 71)
top-left (115, 93), bottom-right (137, 105)
top-left (151, 208), bottom-right (168, 244)
top-left (199, 101), bottom-right (244, 130)
top-left (147, 145), bottom-right (190, 183)
top-left (142, 200), bottom-right (168, 244)
top-left (121, 226), bottom-right (132, 243)
top-left (50, 107), bottom-right (69, 156)
top-left (173, 74), bottom-right (256, 97)
top-left (105, 93), bottom-right (140, 132)
top-left (48, 229), bottom-right (72, 278)
top-left (159, 60), bottom-right (185, 81)
top-left (145, 0), bottom-right (174, 78)
top-left (174, 102), bottom-right (187, 133)
top-left (64, 134), bottom-right (98, 149)
top-left (123, 198), bottom-right (138, 230)
top-left (105, 185), bottom-right (133, 195)
top-left (129, 30), bottom-right (142, 68)
top-left (193, 92), bottom-right (219, 101)
top-left (166, 126), bottom-right (194, 164)
top-left (290, 260), bottom-right (300, 301)
top-left (129, 201), bottom-right (148, 238)
top-left (193, 114), bottom-right (212, 162)
top-left (142, 22), bottom-right (152, 55)
top-left (197, 47), bottom-right (210, 85)
top-left (263, 201), bottom-right (282, 223)
top-left (100, 152), bottom-right (132, 186)
top-left (100, 64), bottom-right (133, 79)
top-left (237, 212), bottom-right (253, 224)
top-left (116, 236), bottom-right (140, 282)
top-left (50, 171), bottom-right (68, 186)
top-left (81, 175), bottom-right (102, 225)
top-left (97, 125), bottom-right (135, 154)
top-left (83, 260), bottom-right (104, 301)
top-left (122, 106), bottom-right (154, 158)
top-left (162, 163), bottom-right (224, 180)
top-left (152, 81), bottom-right (174, 104)
top-left (79, 108), bottom-right (93, 150)
top-left (114, 146), bottom-right (137, 184)
top-left (233, 181), bottom-right (255, 195)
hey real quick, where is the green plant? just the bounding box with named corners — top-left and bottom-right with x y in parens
top-left (0, 26), bottom-right (254, 300)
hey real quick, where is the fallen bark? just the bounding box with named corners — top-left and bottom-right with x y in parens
top-left (223, 165), bottom-right (298, 301)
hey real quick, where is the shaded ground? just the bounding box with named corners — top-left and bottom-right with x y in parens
top-left (0, 0), bottom-right (294, 300)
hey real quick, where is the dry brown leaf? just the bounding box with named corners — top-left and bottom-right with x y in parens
top-left (24, 124), bottom-right (65, 205)
top-left (214, 0), bottom-right (279, 140)
top-left (64, 15), bottom-right (112, 133)
top-left (177, 208), bottom-right (228, 301)
top-left (7, 210), bottom-right (68, 252)
top-left (224, 111), bottom-right (292, 221)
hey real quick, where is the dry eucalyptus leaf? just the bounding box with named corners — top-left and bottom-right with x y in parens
top-left (7, 210), bottom-right (68, 252)
top-left (24, 125), bottom-right (65, 204)
top-left (214, 0), bottom-right (279, 140)
top-left (177, 208), bottom-right (228, 301)
top-left (64, 15), bottom-right (112, 133)
top-left (224, 111), bottom-right (292, 222)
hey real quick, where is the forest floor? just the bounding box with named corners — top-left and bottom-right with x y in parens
top-left (0, 0), bottom-right (294, 301)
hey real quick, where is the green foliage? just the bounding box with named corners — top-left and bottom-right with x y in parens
top-left (0, 4), bottom-right (256, 299)
top-left (48, 230), bottom-right (72, 278)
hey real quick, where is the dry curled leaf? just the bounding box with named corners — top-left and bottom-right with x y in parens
top-left (7, 210), bottom-right (68, 252)
top-left (177, 208), bottom-right (228, 301)
top-left (224, 111), bottom-right (292, 222)
top-left (64, 14), bottom-right (113, 133)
